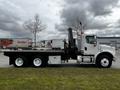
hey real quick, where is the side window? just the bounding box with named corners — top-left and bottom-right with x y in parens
top-left (86, 36), bottom-right (96, 44)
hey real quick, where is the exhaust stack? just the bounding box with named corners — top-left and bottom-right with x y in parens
top-left (68, 28), bottom-right (76, 50)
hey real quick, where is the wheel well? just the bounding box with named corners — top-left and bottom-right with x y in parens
top-left (96, 52), bottom-right (113, 61)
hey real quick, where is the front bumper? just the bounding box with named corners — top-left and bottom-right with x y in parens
top-left (113, 57), bottom-right (116, 62)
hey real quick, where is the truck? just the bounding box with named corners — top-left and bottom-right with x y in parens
top-left (0, 38), bottom-right (32, 50)
top-left (3, 27), bottom-right (116, 68)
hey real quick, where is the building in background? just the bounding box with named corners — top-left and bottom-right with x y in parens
top-left (39, 37), bottom-right (120, 50)
top-left (39, 39), bottom-right (64, 49)
top-left (1, 37), bottom-right (120, 50)
top-left (0, 38), bottom-right (32, 49)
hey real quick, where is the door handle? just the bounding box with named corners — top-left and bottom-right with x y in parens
top-left (85, 47), bottom-right (87, 51)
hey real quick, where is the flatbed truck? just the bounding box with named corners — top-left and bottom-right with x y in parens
top-left (3, 27), bottom-right (116, 68)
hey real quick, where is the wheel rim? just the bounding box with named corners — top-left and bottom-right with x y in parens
top-left (100, 58), bottom-right (109, 67)
top-left (33, 58), bottom-right (42, 67)
top-left (15, 58), bottom-right (24, 67)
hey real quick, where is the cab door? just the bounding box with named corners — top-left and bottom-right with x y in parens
top-left (84, 35), bottom-right (98, 55)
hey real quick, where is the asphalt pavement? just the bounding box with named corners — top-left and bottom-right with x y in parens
top-left (0, 53), bottom-right (12, 68)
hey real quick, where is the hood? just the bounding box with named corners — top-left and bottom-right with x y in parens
top-left (100, 44), bottom-right (116, 55)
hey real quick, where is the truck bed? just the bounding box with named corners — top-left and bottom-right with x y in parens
top-left (4, 49), bottom-right (65, 57)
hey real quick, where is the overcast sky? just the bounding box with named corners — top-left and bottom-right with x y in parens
top-left (0, 0), bottom-right (120, 40)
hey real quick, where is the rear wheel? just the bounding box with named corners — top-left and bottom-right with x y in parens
top-left (32, 56), bottom-right (47, 67)
top-left (13, 56), bottom-right (28, 67)
top-left (96, 55), bottom-right (112, 68)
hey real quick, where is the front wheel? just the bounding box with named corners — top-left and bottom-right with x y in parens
top-left (96, 55), bottom-right (112, 68)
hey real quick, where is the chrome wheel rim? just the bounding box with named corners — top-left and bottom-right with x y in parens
top-left (33, 58), bottom-right (42, 67)
top-left (101, 58), bottom-right (109, 67)
top-left (15, 58), bottom-right (24, 67)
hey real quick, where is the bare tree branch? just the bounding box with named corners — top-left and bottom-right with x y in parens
top-left (23, 14), bottom-right (47, 47)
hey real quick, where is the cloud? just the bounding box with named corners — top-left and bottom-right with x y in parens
top-left (56, 0), bottom-right (119, 36)
top-left (89, 0), bottom-right (119, 16)
top-left (0, 0), bottom-right (31, 38)
top-left (0, 0), bottom-right (120, 40)
top-left (65, 0), bottom-right (119, 16)
top-left (0, 0), bottom-right (63, 39)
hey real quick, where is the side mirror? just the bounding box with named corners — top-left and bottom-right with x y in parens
top-left (93, 41), bottom-right (97, 47)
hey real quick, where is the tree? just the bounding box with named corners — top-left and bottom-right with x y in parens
top-left (24, 14), bottom-right (46, 47)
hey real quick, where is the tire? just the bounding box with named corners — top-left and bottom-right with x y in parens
top-left (32, 56), bottom-right (47, 67)
top-left (96, 55), bottom-right (112, 68)
top-left (13, 56), bottom-right (28, 67)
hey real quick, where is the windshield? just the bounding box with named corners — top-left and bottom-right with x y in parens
top-left (86, 36), bottom-right (97, 44)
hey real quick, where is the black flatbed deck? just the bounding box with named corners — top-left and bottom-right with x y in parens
top-left (4, 49), bottom-right (94, 57)
top-left (3, 49), bottom-right (64, 53)
top-left (4, 49), bottom-right (65, 57)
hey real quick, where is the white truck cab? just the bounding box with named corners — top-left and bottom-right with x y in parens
top-left (82, 35), bottom-right (115, 55)
top-left (77, 34), bottom-right (116, 68)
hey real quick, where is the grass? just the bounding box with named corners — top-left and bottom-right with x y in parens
top-left (0, 67), bottom-right (120, 90)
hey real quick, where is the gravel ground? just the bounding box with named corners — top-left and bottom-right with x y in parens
top-left (0, 50), bottom-right (120, 68)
